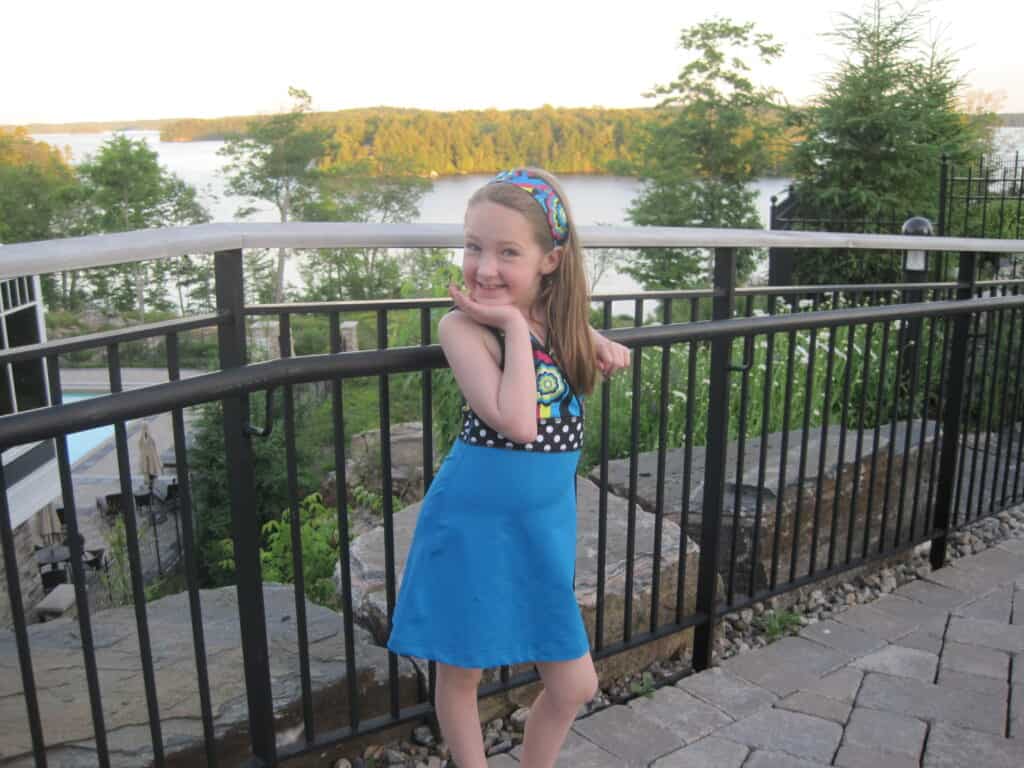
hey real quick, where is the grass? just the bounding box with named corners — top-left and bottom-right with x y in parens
top-left (754, 609), bottom-right (804, 641)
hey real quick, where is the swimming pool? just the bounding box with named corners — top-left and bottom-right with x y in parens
top-left (62, 392), bottom-right (115, 465)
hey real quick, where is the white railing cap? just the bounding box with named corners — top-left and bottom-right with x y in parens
top-left (1, 221), bottom-right (1022, 279)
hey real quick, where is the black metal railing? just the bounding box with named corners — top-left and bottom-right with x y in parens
top-left (2, 223), bottom-right (1024, 767)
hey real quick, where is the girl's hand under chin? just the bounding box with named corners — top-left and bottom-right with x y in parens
top-left (448, 283), bottom-right (527, 332)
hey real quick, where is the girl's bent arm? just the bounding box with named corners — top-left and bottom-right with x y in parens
top-left (439, 310), bottom-right (537, 444)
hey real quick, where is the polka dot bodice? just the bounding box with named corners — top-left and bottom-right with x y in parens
top-left (458, 330), bottom-right (585, 453)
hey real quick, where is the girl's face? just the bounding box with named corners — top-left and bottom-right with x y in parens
top-left (463, 200), bottom-right (560, 314)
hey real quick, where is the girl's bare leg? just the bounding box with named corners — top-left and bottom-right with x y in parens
top-left (519, 652), bottom-right (599, 768)
top-left (435, 662), bottom-right (487, 768)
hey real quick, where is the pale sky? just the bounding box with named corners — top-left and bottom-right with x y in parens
top-left (3, 0), bottom-right (1021, 125)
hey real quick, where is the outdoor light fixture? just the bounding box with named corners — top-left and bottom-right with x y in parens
top-left (901, 216), bottom-right (933, 272)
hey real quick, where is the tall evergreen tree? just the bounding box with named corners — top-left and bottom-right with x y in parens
top-left (788, 1), bottom-right (995, 283)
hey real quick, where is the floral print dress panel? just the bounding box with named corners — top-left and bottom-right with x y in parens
top-left (458, 327), bottom-right (585, 453)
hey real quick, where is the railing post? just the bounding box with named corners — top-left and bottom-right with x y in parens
top-left (930, 251), bottom-right (976, 570)
top-left (693, 247), bottom-right (735, 671)
top-left (215, 249), bottom-right (277, 766)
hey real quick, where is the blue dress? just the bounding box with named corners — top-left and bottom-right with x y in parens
top-left (386, 327), bottom-right (590, 668)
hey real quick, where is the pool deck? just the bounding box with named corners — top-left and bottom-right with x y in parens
top-left (10, 367), bottom-right (203, 587)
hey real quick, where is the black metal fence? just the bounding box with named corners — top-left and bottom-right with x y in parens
top-left (769, 152), bottom-right (1024, 284)
top-left (2, 226), bottom-right (1024, 767)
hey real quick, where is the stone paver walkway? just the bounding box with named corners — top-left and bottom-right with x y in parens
top-left (489, 536), bottom-right (1024, 767)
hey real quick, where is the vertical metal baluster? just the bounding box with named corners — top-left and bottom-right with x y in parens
top-left (650, 299), bottom-right (672, 630)
top-left (810, 322), bottom-right (837, 574)
top-left (676, 298), bottom-right (698, 622)
top-left (46, 356), bottom-right (111, 767)
top-left (993, 303), bottom-right (1019, 512)
top-left (693, 248), bottom-right (735, 671)
top-left (864, 321), bottom-right (891, 557)
top-left (596, 300), bottom-right (611, 648)
top-left (771, 327), bottom-right (796, 588)
top-left (911, 313), bottom-right (939, 542)
top-left (329, 312), bottom-right (361, 730)
top-left (925, 315), bottom-right (953, 533)
top-left (726, 298), bottom-right (754, 603)
top-left (931, 253), bottom-right (977, 569)
top-left (750, 296), bottom-right (777, 597)
top-left (832, 317), bottom-right (856, 569)
top-left (106, 344), bottom-right (165, 766)
top-left (420, 307), bottom-right (435, 493)
top-left (895, 305), bottom-right (923, 546)
top-left (953, 312), bottom-right (980, 526)
top-left (847, 321), bottom-right (875, 565)
top-left (977, 307), bottom-right (1005, 518)
top-left (1001, 290), bottom-right (1024, 506)
top-left (790, 292), bottom-right (819, 583)
top-left (376, 309), bottom-right (402, 718)
top-left (1014, 314), bottom-right (1024, 502)
top-left (278, 314), bottom-right (314, 743)
top-left (965, 310), bottom-right (993, 523)
top-left (166, 332), bottom-right (218, 765)
top-left (214, 250), bottom-right (276, 764)
top-left (880, 313), bottom-right (905, 553)
top-left (623, 298), bottom-right (644, 643)
top-left (0, 464), bottom-right (48, 767)
top-left (420, 306), bottom-right (437, 702)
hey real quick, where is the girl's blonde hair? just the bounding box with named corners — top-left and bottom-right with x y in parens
top-left (467, 167), bottom-right (597, 396)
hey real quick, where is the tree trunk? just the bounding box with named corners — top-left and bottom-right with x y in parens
top-left (135, 264), bottom-right (146, 320)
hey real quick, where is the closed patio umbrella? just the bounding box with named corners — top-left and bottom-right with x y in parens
top-left (138, 424), bottom-right (161, 482)
top-left (137, 422), bottom-right (166, 574)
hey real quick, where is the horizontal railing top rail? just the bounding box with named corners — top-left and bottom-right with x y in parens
top-left (3, 221), bottom-right (1024, 278)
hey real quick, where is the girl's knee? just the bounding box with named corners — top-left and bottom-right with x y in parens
top-left (436, 662), bottom-right (483, 691)
top-left (544, 667), bottom-right (599, 713)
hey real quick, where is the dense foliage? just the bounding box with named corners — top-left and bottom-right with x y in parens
top-left (166, 106), bottom-right (658, 176)
top-left (624, 19), bottom-right (786, 289)
top-left (787, 1), bottom-right (996, 284)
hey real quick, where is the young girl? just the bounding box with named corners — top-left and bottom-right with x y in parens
top-left (387, 167), bottom-right (630, 768)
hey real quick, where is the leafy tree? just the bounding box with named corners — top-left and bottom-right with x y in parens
top-left (624, 18), bottom-right (783, 289)
top-left (188, 398), bottom-right (319, 587)
top-left (788, 1), bottom-right (995, 284)
top-left (298, 158), bottom-right (433, 300)
top-left (0, 129), bottom-right (88, 308)
top-left (77, 134), bottom-right (209, 317)
top-left (219, 87), bottom-right (338, 301)
top-left (0, 128), bottom-right (79, 244)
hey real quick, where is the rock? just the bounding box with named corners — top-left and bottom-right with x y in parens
top-left (412, 725), bottom-right (435, 746)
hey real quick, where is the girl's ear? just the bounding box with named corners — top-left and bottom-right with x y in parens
top-left (540, 246), bottom-right (563, 276)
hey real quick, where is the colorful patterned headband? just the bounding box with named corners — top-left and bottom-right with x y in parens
top-left (489, 169), bottom-right (569, 245)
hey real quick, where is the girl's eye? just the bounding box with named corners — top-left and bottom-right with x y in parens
top-left (501, 248), bottom-right (518, 258)
top-left (464, 242), bottom-right (480, 252)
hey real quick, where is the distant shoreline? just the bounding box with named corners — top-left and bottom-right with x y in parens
top-left (8, 110), bottom-right (1024, 136)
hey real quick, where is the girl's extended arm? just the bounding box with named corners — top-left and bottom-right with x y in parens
top-left (439, 297), bottom-right (538, 444)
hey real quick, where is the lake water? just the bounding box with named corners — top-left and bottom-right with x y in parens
top-left (34, 130), bottom-right (789, 293)
top-left (35, 127), bottom-right (1024, 294)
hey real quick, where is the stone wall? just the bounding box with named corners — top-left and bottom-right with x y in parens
top-left (590, 420), bottom-right (944, 597)
top-left (0, 584), bottom-right (419, 767)
top-left (0, 517), bottom-right (44, 629)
